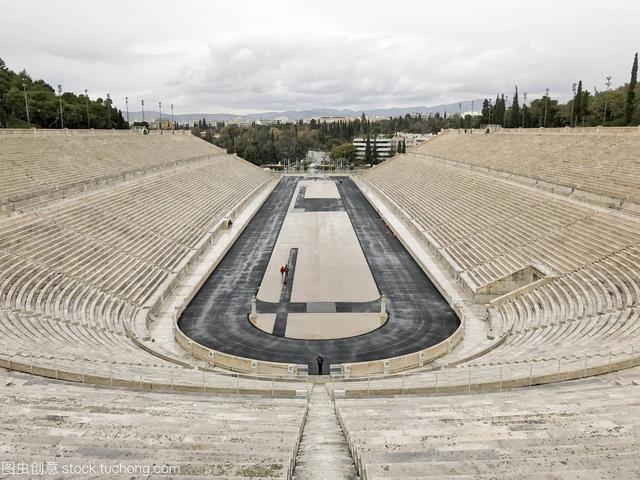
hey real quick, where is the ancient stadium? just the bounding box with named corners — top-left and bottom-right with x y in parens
top-left (2, 126), bottom-right (640, 479)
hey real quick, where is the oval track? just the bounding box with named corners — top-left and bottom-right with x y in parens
top-left (178, 176), bottom-right (460, 371)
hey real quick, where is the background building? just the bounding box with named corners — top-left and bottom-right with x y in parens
top-left (150, 118), bottom-right (172, 130)
top-left (352, 135), bottom-right (393, 162)
top-left (392, 132), bottom-right (433, 150)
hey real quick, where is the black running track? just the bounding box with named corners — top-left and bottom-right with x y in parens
top-left (178, 177), bottom-right (459, 371)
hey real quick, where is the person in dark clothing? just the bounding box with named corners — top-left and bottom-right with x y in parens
top-left (316, 354), bottom-right (324, 375)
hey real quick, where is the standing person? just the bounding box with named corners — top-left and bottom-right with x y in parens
top-left (316, 354), bottom-right (324, 375)
top-left (280, 264), bottom-right (286, 283)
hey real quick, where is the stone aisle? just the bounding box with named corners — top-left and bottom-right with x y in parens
top-left (293, 384), bottom-right (359, 480)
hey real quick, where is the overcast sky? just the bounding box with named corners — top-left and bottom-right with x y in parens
top-left (2, 0), bottom-right (638, 114)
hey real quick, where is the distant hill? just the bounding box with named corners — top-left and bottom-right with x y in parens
top-left (128, 100), bottom-right (484, 124)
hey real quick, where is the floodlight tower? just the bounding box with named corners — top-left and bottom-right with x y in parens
top-left (543, 88), bottom-right (550, 127)
top-left (570, 83), bottom-right (577, 127)
top-left (458, 103), bottom-right (462, 132)
top-left (141, 99), bottom-right (145, 123)
top-left (22, 79), bottom-right (30, 127)
top-left (603, 76), bottom-right (612, 126)
top-left (171, 103), bottom-right (174, 133)
top-left (504, 95), bottom-right (509, 127)
top-left (522, 92), bottom-right (527, 127)
top-left (471, 100), bottom-right (474, 132)
top-left (159, 101), bottom-right (162, 132)
top-left (125, 96), bottom-right (130, 124)
top-left (84, 89), bottom-right (91, 128)
top-left (106, 93), bottom-right (112, 129)
top-left (57, 84), bottom-right (64, 128)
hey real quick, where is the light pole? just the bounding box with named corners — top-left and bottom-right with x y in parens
top-left (106, 93), bottom-right (112, 129)
top-left (543, 88), bottom-right (550, 128)
top-left (84, 89), bottom-right (91, 128)
top-left (141, 99), bottom-right (145, 124)
top-left (57, 84), bottom-right (64, 129)
top-left (125, 96), bottom-right (129, 124)
top-left (159, 101), bottom-right (162, 132)
top-left (504, 95), bottom-right (509, 128)
top-left (22, 80), bottom-right (30, 128)
top-left (171, 103), bottom-right (174, 133)
top-left (603, 76), bottom-right (612, 126)
top-left (458, 103), bottom-right (462, 132)
top-left (471, 100), bottom-right (474, 132)
top-left (522, 92), bottom-right (527, 128)
top-left (570, 83), bottom-right (577, 127)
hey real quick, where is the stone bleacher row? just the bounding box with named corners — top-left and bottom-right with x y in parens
top-left (335, 368), bottom-right (640, 479)
top-left (358, 146), bottom-right (640, 386)
top-left (0, 134), bottom-right (291, 393)
top-left (0, 370), bottom-right (307, 479)
top-left (0, 130), bottom-right (221, 214)
top-left (413, 129), bottom-right (640, 211)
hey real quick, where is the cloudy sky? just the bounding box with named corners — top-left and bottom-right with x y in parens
top-left (2, 0), bottom-right (638, 114)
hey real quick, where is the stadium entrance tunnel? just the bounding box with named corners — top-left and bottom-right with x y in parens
top-left (177, 176), bottom-right (460, 373)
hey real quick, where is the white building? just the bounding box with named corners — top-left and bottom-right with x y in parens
top-left (392, 132), bottom-right (433, 150)
top-left (149, 118), bottom-right (172, 130)
top-left (352, 136), bottom-right (393, 162)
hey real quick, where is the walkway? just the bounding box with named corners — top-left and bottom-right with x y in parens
top-left (293, 385), bottom-right (358, 480)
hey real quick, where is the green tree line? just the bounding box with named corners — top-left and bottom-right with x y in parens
top-left (479, 53), bottom-right (639, 128)
top-left (0, 58), bottom-right (127, 129)
top-left (203, 114), bottom-right (444, 167)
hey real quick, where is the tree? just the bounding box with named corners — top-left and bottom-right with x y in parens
top-left (0, 60), bottom-right (127, 129)
top-left (360, 112), bottom-right (368, 135)
top-left (493, 94), bottom-right (505, 127)
top-left (522, 104), bottom-right (532, 128)
top-left (330, 143), bottom-right (356, 164)
top-left (511, 86), bottom-right (521, 127)
top-left (371, 136), bottom-right (378, 164)
top-left (625, 52), bottom-right (638, 125)
top-left (364, 134), bottom-right (371, 163)
top-left (574, 81), bottom-right (584, 123)
top-left (275, 127), bottom-right (299, 163)
top-left (481, 98), bottom-right (491, 124)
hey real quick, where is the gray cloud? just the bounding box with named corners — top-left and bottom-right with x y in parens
top-left (2, 0), bottom-right (639, 114)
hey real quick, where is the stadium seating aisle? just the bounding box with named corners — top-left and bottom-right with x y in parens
top-left (0, 369), bottom-right (307, 479)
top-left (335, 368), bottom-right (640, 479)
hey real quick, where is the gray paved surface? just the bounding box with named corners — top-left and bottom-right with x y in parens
top-left (178, 176), bottom-right (459, 372)
top-left (294, 185), bottom-right (344, 212)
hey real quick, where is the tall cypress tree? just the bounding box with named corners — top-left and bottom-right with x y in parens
top-left (574, 81), bottom-right (583, 123)
top-left (364, 134), bottom-right (371, 163)
top-left (481, 98), bottom-right (491, 124)
top-left (493, 94), bottom-right (504, 127)
top-left (625, 52), bottom-right (638, 125)
top-left (371, 136), bottom-right (378, 164)
top-left (512, 86), bottom-right (521, 127)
